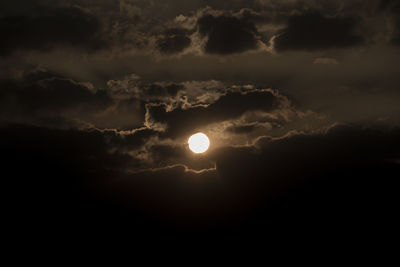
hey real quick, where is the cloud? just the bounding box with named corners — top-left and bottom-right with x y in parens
top-left (313, 57), bottom-right (339, 65)
top-left (107, 74), bottom-right (185, 101)
top-left (4, 123), bottom-right (398, 231)
top-left (146, 88), bottom-right (281, 138)
top-left (113, 127), bottom-right (159, 151)
top-left (0, 72), bottom-right (110, 114)
top-left (150, 8), bottom-right (270, 56)
top-left (1, 0), bottom-right (400, 237)
top-left (274, 12), bottom-right (364, 52)
top-left (378, 0), bottom-right (400, 45)
top-left (378, 0), bottom-right (400, 11)
top-left (1, 66), bottom-right (399, 236)
top-left (225, 124), bottom-right (259, 134)
top-left (103, 78), bottom-right (324, 171)
top-left (0, 123), bottom-right (136, 233)
top-left (216, 124), bottom-right (400, 183)
top-left (0, 0), bottom-right (391, 59)
top-left (156, 28), bottom-right (192, 54)
top-left (197, 13), bottom-right (263, 54)
top-left (0, 5), bottom-right (105, 56)
top-left (0, 70), bottom-right (147, 129)
top-left (210, 124), bottom-right (400, 225)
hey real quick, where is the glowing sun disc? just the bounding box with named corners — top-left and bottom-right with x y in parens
top-left (188, 133), bottom-right (210, 154)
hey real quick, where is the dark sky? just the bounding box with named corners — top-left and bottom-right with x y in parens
top-left (1, 0), bottom-right (399, 245)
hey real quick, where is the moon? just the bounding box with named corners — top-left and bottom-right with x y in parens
top-left (188, 133), bottom-right (210, 154)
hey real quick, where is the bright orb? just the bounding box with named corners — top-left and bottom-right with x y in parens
top-left (188, 133), bottom-right (210, 154)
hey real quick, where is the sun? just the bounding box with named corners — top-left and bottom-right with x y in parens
top-left (188, 132), bottom-right (210, 154)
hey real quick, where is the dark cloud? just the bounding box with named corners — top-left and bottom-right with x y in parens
top-left (274, 12), bottom-right (364, 52)
top-left (0, 71), bottom-right (113, 126)
top-left (141, 82), bottom-right (184, 99)
top-left (197, 14), bottom-right (262, 54)
top-left (379, 0), bottom-right (400, 45)
top-left (117, 127), bottom-right (159, 150)
top-left (0, 124), bottom-right (129, 172)
top-left (0, 5), bottom-right (104, 56)
top-left (1, 0), bottom-right (400, 243)
top-left (147, 89), bottom-right (280, 137)
top-left (394, 33), bottom-right (400, 46)
top-left (3, 123), bottom-right (398, 235)
top-left (211, 125), bottom-right (400, 228)
top-left (378, 0), bottom-right (400, 11)
top-left (0, 70), bottom-right (158, 130)
top-left (156, 28), bottom-right (192, 54)
top-left (216, 125), bottom-right (400, 186)
top-left (106, 74), bottom-right (185, 101)
top-left (0, 77), bottom-right (110, 113)
top-left (0, 124), bottom-right (135, 239)
top-left (225, 124), bottom-right (257, 134)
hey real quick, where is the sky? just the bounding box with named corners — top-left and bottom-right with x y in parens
top-left (1, 0), bottom-right (400, 243)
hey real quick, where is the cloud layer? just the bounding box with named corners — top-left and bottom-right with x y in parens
top-left (1, 0), bottom-right (400, 240)
top-left (0, 5), bottom-right (104, 56)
